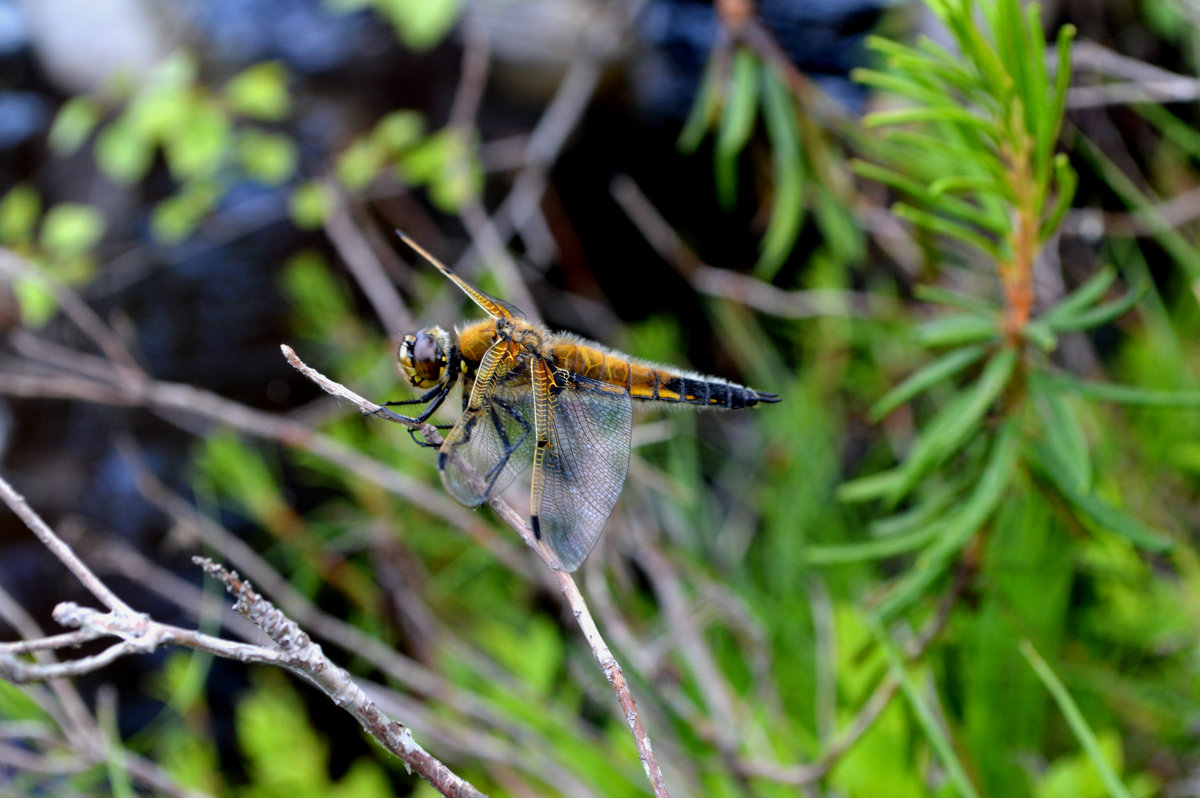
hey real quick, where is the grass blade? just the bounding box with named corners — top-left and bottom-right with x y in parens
top-left (715, 48), bottom-right (759, 208)
top-left (868, 616), bottom-right (982, 798)
top-left (1019, 640), bottom-right (1134, 798)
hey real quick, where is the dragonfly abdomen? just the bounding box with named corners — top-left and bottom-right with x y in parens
top-left (643, 371), bottom-right (768, 409)
top-left (552, 340), bottom-right (777, 408)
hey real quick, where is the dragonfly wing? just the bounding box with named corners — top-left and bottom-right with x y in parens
top-left (397, 231), bottom-right (526, 321)
top-left (439, 342), bottom-right (535, 505)
top-left (532, 367), bottom-right (633, 571)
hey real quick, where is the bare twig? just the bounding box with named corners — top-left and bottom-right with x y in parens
top-left (0, 334), bottom-right (525, 573)
top-left (0, 250), bottom-right (143, 384)
top-left (1063, 185), bottom-right (1200, 239)
top-left (611, 174), bottom-right (898, 319)
top-left (452, 55), bottom-right (604, 280)
top-left (0, 470), bottom-right (485, 797)
top-left (0, 475), bottom-right (135, 616)
top-left (323, 179), bottom-right (414, 333)
top-left (195, 558), bottom-right (486, 798)
top-left (1065, 39), bottom-right (1200, 108)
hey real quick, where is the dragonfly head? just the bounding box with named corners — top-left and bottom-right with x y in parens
top-left (398, 326), bottom-right (451, 388)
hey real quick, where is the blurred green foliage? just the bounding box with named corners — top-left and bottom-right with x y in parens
top-left (6, 0), bottom-right (1200, 796)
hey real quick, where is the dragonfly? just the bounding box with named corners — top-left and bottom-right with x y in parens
top-left (386, 233), bottom-right (780, 571)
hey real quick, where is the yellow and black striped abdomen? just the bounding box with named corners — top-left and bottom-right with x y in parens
top-left (551, 340), bottom-right (779, 409)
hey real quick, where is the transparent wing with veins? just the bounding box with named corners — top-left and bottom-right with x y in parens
top-left (438, 339), bottom-right (534, 506)
top-left (530, 361), bottom-right (632, 571)
top-left (397, 231), bottom-right (525, 321)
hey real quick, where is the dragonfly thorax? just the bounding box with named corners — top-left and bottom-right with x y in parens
top-left (398, 325), bottom-right (452, 388)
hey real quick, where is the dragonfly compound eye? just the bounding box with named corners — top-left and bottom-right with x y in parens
top-left (397, 327), bottom-right (448, 388)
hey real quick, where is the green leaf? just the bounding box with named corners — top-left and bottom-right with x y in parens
top-left (95, 120), bottom-right (155, 183)
top-left (715, 48), bottom-right (760, 208)
top-left (868, 616), bottom-right (982, 798)
top-left (869, 477), bottom-right (962, 537)
top-left (399, 129), bottom-right (482, 211)
top-left (914, 313), bottom-right (1000, 347)
top-left (197, 433), bottom-right (286, 523)
top-left (1030, 374), bottom-right (1092, 494)
top-left (1022, 320), bottom-right (1057, 352)
top-left (1045, 374), bottom-right (1200, 408)
top-left (39, 204), bottom-right (105, 260)
top-left (806, 522), bottom-right (942, 564)
top-left (678, 58), bottom-right (719, 153)
top-left (871, 343), bottom-right (990, 420)
top-left (836, 467), bottom-right (907, 504)
top-left (289, 181), bottom-right (332, 230)
top-left (48, 96), bottom-right (100, 155)
top-left (877, 419), bottom-right (1021, 618)
top-left (1039, 152), bottom-right (1077, 242)
top-left (913, 284), bottom-right (997, 314)
top-left (891, 347), bottom-right (1018, 499)
top-left (0, 185), bottom-right (41, 245)
top-left (13, 275), bottom-right (58, 327)
top-left (1044, 24), bottom-right (1077, 177)
top-left (1047, 282), bottom-right (1147, 332)
top-left (928, 174), bottom-right (1002, 197)
top-left (852, 67), bottom-right (949, 108)
top-left (236, 129), bottom-right (297, 185)
top-left (865, 105), bottom-right (998, 135)
top-left (853, 160), bottom-right (1011, 235)
top-left (375, 0), bottom-right (462, 51)
top-left (813, 182), bottom-right (863, 264)
top-left (1029, 446), bottom-right (1172, 551)
top-left (756, 66), bottom-right (804, 277)
top-left (1041, 267), bottom-right (1116, 325)
top-left (893, 202), bottom-right (1002, 259)
top-left (282, 250), bottom-right (354, 336)
top-left (1020, 640), bottom-right (1135, 798)
top-left (370, 110), bottom-right (425, 155)
top-left (336, 137), bottom-right (385, 190)
top-left (164, 99), bottom-right (231, 180)
top-left (150, 182), bottom-right (219, 244)
top-left (223, 61), bottom-right (291, 121)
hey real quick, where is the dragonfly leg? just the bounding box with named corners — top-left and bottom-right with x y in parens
top-left (407, 424), bottom-right (450, 448)
top-left (372, 381), bottom-right (452, 425)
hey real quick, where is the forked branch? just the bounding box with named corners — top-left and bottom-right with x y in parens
top-left (0, 474), bottom-right (484, 798)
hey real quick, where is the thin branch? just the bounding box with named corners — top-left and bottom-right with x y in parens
top-left (611, 174), bottom-right (898, 319)
top-left (0, 344), bottom-right (520, 571)
top-left (0, 465), bottom-right (483, 796)
top-left (0, 474), bottom-right (136, 616)
top-left (1063, 185), bottom-right (1200, 239)
top-left (0, 249), bottom-right (144, 383)
top-left (323, 179), bottom-right (414, 333)
top-left (194, 558), bottom-right (486, 798)
top-left (452, 55), bottom-right (604, 279)
top-left (1065, 40), bottom-right (1200, 108)
top-left (0, 629), bottom-right (98, 655)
